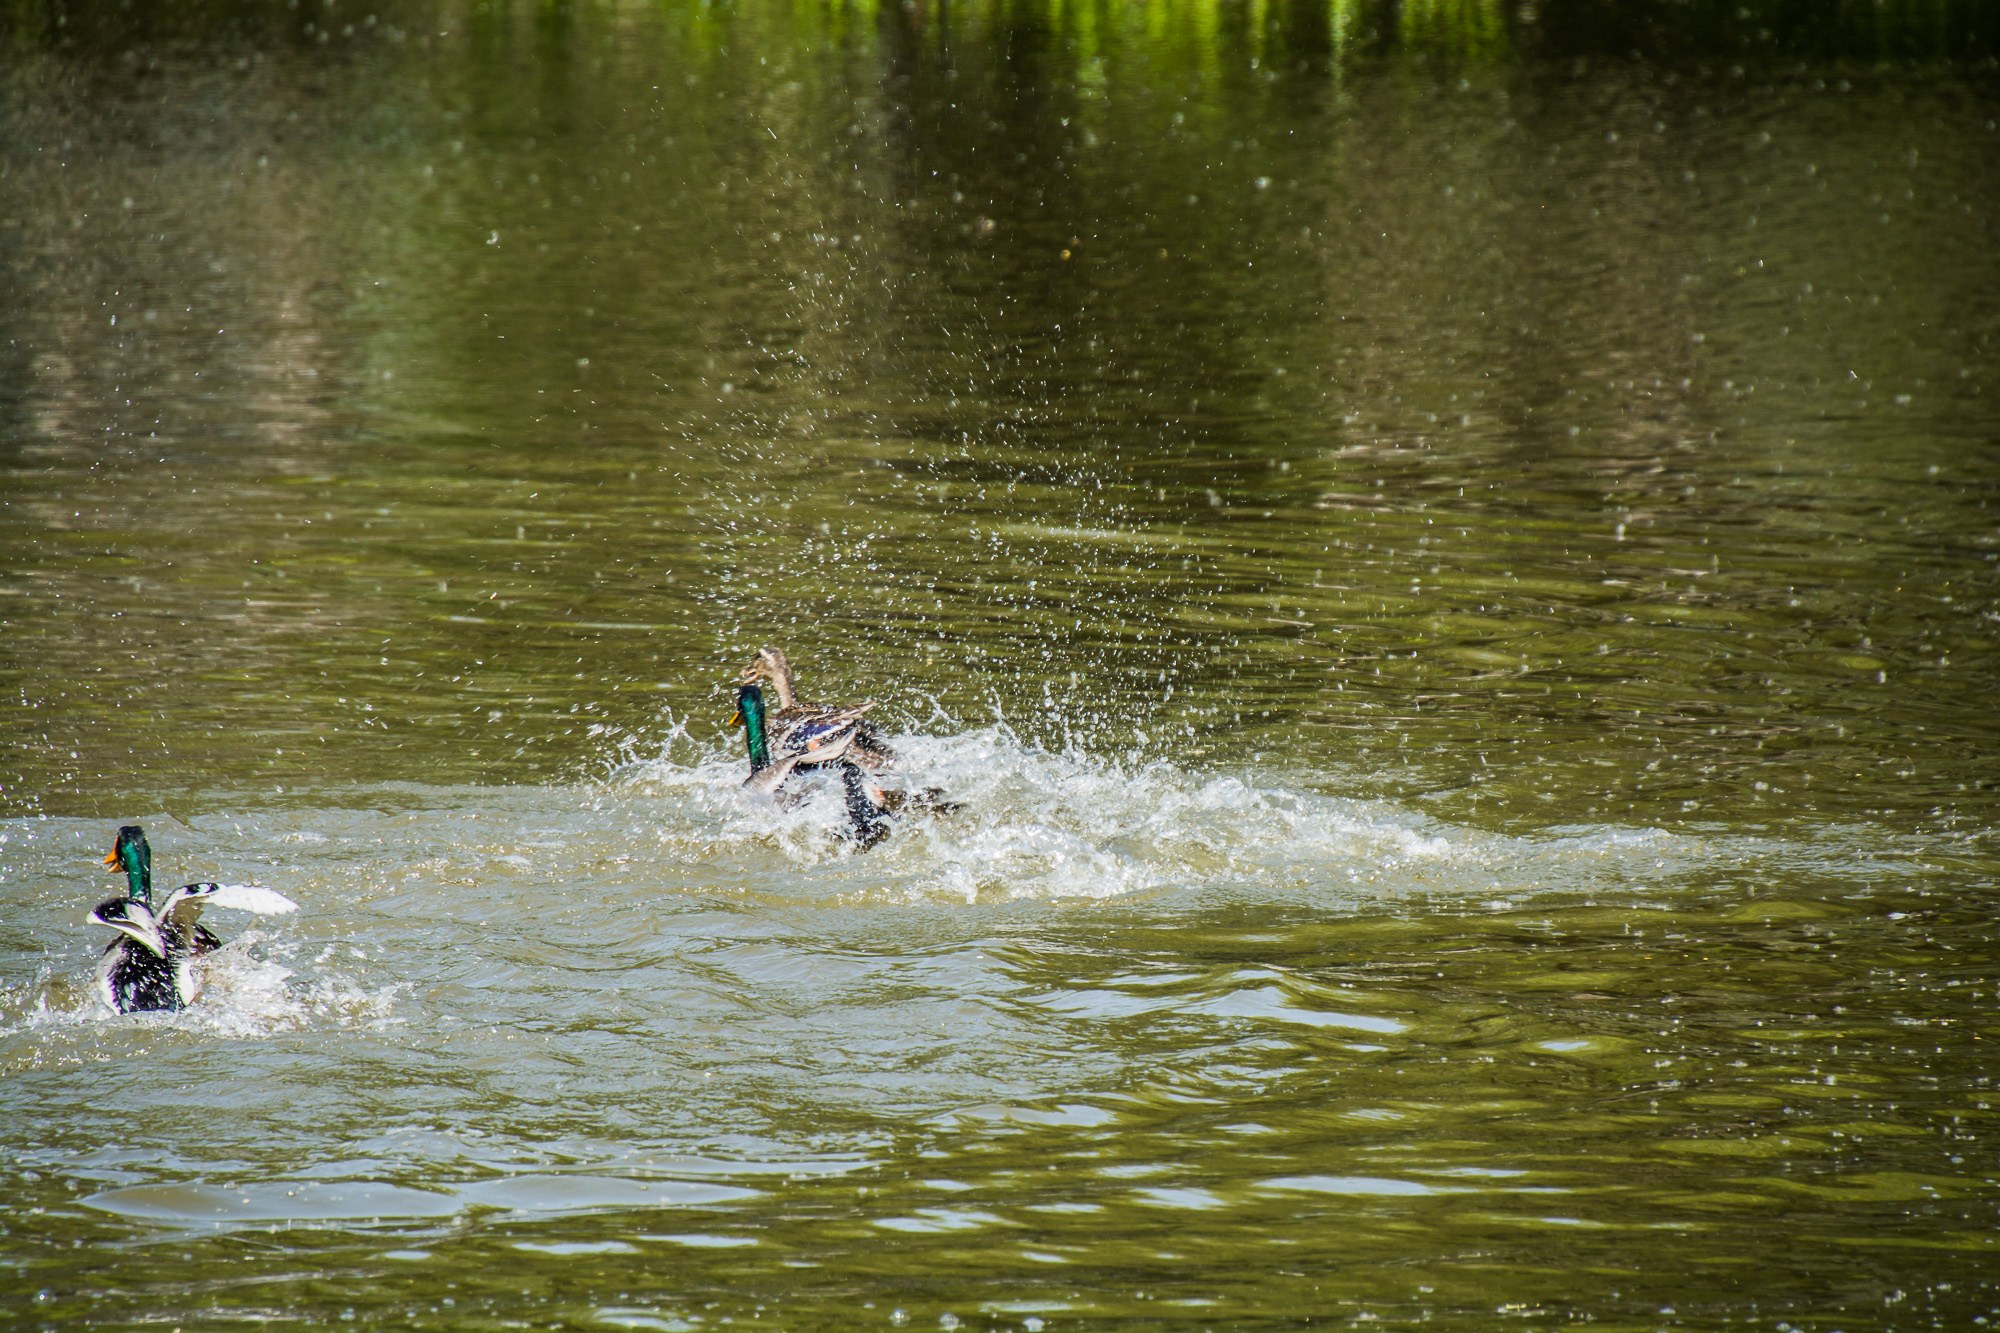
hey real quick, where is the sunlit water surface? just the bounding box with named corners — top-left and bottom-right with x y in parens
top-left (2, 1), bottom-right (1997, 1329)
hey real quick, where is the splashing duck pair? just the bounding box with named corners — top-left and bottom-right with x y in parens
top-left (89, 825), bottom-right (300, 1013)
top-left (730, 646), bottom-right (956, 849)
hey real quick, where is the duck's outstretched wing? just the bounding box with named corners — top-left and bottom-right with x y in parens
top-left (207, 884), bottom-right (300, 916)
top-left (775, 706), bottom-right (873, 768)
top-left (160, 881), bottom-right (299, 920)
top-left (744, 706), bottom-right (871, 794)
top-left (155, 882), bottom-right (299, 954)
top-left (782, 700), bottom-right (897, 769)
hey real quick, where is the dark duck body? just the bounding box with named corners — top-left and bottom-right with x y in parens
top-left (91, 897), bottom-right (188, 1013)
top-left (90, 825), bottom-right (298, 1014)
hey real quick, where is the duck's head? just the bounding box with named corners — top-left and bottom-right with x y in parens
top-left (103, 825), bottom-right (151, 902)
top-left (730, 684), bottom-right (771, 770)
top-left (738, 646), bottom-right (790, 687)
top-left (89, 895), bottom-right (167, 958)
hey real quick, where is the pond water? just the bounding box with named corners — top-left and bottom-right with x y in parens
top-left (2, 1), bottom-right (1997, 1329)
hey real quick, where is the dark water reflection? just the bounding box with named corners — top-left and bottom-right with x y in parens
top-left (2, 2), bottom-right (1997, 1330)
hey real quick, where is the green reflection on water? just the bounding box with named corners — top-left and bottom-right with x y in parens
top-left (3, 0), bottom-right (1994, 829)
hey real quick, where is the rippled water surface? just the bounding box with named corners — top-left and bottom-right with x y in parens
top-left (3, 1), bottom-right (1997, 1329)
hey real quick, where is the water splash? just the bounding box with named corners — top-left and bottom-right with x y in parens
top-left (1, 929), bottom-right (395, 1050)
top-left (599, 722), bottom-right (1765, 908)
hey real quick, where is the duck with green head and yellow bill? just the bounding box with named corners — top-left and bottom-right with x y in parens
top-left (89, 824), bottom-right (301, 1013)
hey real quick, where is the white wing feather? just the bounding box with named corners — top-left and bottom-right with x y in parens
top-left (203, 883), bottom-right (300, 915)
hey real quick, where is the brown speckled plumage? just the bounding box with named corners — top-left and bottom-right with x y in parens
top-left (739, 646), bottom-right (897, 772)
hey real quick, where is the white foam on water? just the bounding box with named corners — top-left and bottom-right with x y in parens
top-left (602, 723), bottom-right (1747, 906)
top-left (1, 929), bottom-right (395, 1043)
top-left (1, 721), bottom-right (1883, 1079)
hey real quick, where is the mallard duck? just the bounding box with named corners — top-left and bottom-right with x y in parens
top-left (739, 646), bottom-right (897, 771)
top-left (730, 683), bottom-right (876, 797)
top-left (730, 685), bottom-right (957, 847)
top-left (731, 682), bottom-right (884, 846)
top-left (90, 824), bottom-right (300, 1013)
top-left (101, 823), bottom-right (221, 955)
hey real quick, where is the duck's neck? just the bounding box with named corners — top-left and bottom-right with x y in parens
top-left (119, 834), bottom-right (152, 902)
top-left (840, 763), bottom-right (888, 848)
top-left (738, 685), bottom-right (772, 771)
top-left (760, 649), bottom-right (799, 709)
